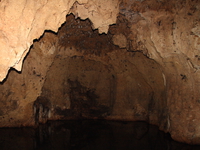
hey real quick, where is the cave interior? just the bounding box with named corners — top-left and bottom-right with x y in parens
top-left (0, 0), bottom-right (200, 146)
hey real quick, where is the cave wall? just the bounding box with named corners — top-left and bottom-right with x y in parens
top-left (0, 32), bottom-right (58, 126)
top-left (119, 0), bottom-right (200, 144)
top-left (0, 0), bottom-right (199, 145)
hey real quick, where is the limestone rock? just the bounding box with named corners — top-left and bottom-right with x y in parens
top-left (0, 0), bottom-right (120, 81)
top-left (69, 0), bottom-right (119, 33)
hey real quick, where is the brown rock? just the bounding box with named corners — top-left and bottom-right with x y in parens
top-left (0, 0), bottom-right (200, 145)
top-left (112, 33), bottom-right (127, 48)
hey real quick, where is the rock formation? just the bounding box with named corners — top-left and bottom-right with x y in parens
top-left (0, 0), bottom-right (200, 145)
top-left (0, 0), bottom-right (119, 81)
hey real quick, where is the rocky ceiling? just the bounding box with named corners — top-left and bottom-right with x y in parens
top-left (0, 0), bottom-right (119, 81)
top-left (0, 0), bottom-right (200, 145)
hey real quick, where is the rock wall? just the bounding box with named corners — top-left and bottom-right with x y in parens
top-left (0, 0), bottom-right (200, 145)
top-left (118, 0), bottom-right (200, 144)
top-left (0, 32), bottom-right (58, 127)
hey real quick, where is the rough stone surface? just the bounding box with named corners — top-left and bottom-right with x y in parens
top-left (0, 32), bottom-right (58, 126)
top-left (122, 0), bottom-right (200, 144)
top-left (0, 0), bottom-right (119, 81)
top-left (0, 0), bottom-right (200, 145)
top-left (112, 33), bottom-right (127, 48)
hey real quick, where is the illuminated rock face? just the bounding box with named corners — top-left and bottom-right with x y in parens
top-left (0, 0), bottom-right (200, 145)
top-left (0, 0), bottom-right (119, 81)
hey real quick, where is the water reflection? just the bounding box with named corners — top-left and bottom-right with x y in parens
top-left (0, 120), bottom-right (199, 150)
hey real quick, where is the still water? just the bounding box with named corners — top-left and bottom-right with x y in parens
top-left (0, 120), bottom-right (199, 150)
